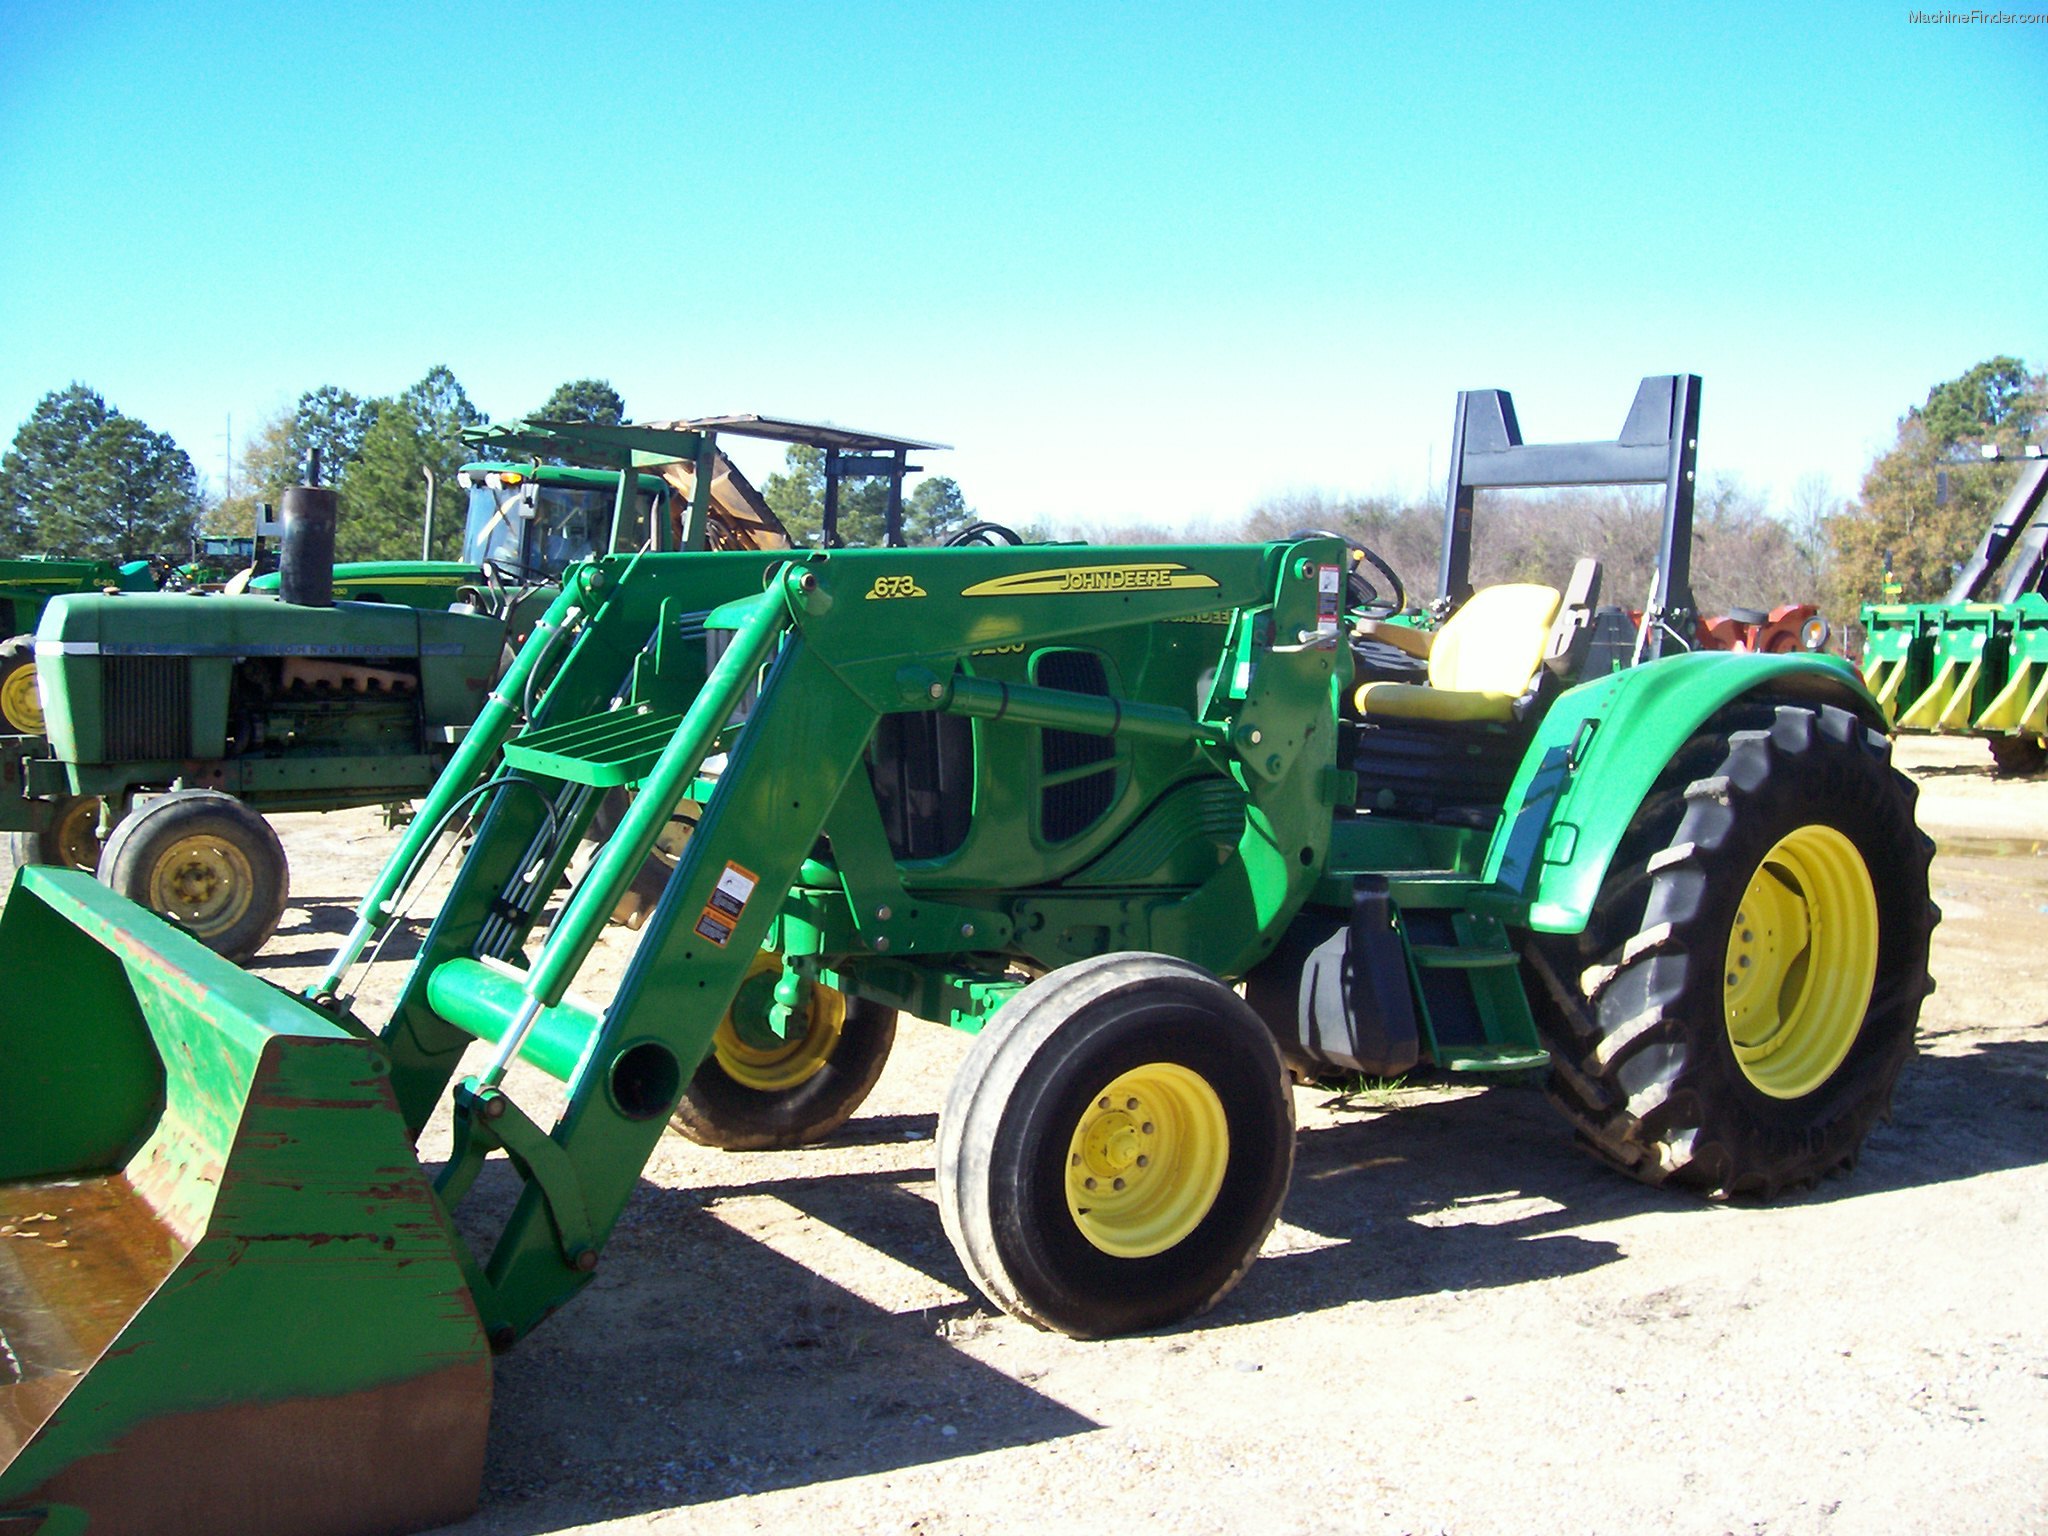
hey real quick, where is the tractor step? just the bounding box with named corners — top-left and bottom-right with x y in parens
top-left (1400, 908), bottom-right (1545, 1072)
top-left (1408, 942), bottom-right (1520, 971)
top-left (1434, 1044), bottom-right (1552, 1073)
top-left (501, 706), bottom-right (689, 786)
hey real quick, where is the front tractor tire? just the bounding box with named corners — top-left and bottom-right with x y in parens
top-left (668, 951), bottom-right (897, 1150)
top-left (97, 789), bottom-right (290, 964)
top-left (1533, 703), bottom-right (1936, 1199)
top-left (936, 953), bottom-right (1295, 1338)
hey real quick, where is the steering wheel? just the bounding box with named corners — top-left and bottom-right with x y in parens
top-left (1286, 529), bottom-right (1407, 618)
top-left (943, 521), bottom-right (1026, 547)
top-left (942, 520), bottom-right (1026, 548)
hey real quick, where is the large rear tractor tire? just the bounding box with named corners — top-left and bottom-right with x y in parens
top-left (0, 635), bottom-right (44, 736)
top-left (97, 789), bottom-right (290, 964)
top-left (936, 953), bottom-right (1295, 1337)
top-left (1529, 702), bottom-right (1936, 1198)
top-left (668, 951), bottom-right (897, 1150)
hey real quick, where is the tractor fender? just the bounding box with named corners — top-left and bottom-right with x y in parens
top-left (1482, 651), bottom-right (1885, 934)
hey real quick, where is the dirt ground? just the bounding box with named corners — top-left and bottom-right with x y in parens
top-left (241, 733), bottom-right (2048, 1536)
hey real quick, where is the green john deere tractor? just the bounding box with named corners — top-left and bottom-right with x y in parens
top-left (0, 377), bottom-right (1936, 1535)
top-left (0, 416), bottom-right (952, 956)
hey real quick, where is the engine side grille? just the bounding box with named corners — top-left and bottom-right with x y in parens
top-left (1035, 649), bottom-right (1118, 843)
top-left (103, 656), bottom-right (192, 760)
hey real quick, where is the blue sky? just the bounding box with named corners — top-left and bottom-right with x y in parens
top-left (1, 1), bottom-right (2042, 529)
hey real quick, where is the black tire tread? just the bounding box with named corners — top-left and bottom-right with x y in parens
top-left (667, 997), bottom-right (897, 1151)
top-left (1530, 702), bottom-right (1936, 1199)
top-left (937, 952), bottom-right (1295, 1337)
top-left (98, 789), bottom-right (290, 963)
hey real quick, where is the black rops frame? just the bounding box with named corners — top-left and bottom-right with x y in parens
top-left (1438, 373), bottom-right (1702, 660)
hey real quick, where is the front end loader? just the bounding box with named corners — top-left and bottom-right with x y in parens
top-left (0, 381), bottom-right (1935, 1535)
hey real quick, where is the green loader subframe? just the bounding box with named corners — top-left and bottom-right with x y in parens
top-left (1, 528), bottom-right (1936, 1533)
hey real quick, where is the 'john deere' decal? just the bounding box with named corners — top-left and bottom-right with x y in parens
top-left (866, 575), bottom-right (927, 599)
top-left (960, 563), bottom-right (1221, 598)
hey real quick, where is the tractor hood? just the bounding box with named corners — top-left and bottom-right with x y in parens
top-left (33, 593), bottom-right (505, 768)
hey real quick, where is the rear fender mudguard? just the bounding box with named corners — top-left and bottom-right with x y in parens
top-left (1484, 652), bottom-right (1885, 934)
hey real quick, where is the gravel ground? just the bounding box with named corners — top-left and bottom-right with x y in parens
top-left (238, 733), bottom-right (2048, 1536)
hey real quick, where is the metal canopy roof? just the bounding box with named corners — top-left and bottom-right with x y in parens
top-left (462, 415), bottom-right (948, 469)
top-left (641, 415), bottom-right (949, 454)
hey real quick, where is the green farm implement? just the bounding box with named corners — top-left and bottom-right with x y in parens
top-left (1860, 454), bottom-right (2048, 772)
top-left (0, 378), bottom-right (1935, 1534)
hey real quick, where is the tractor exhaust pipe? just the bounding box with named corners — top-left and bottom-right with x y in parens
top-left (278, 456), bottom-right (337, 607)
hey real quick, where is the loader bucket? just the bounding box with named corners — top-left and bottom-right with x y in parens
top-left (0, 867), bottom-right (490, 1536)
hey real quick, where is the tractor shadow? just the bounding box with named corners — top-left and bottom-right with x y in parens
top-left (431, 1160), bottom-right (1094, 1535)
top-left (1848, 1034), bottom-right (2048, 1194)
top-left (428, 1035), bottom-right (2045, 1532)
top-left (246, 899), bottom-right (430, 970)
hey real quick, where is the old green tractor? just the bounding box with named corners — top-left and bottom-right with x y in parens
top-left (0, 416), bottom-right (950, 956)
top-left (0, 378), bottom-right (1935, 1535)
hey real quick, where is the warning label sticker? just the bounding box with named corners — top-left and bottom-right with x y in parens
top-left (694, 860), bottom-right (760, 947)
top-left (709, 861), bottom-right (759, 919)
top-left (1318, 563), bottom-right (1342, 630)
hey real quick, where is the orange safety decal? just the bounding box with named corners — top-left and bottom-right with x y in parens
top-left (693, 860), bottom-right (760, 947)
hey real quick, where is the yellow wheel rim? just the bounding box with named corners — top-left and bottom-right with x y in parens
top-left (1065, 1062), bottom-right (1229, 1258)
top-left (51, 797), bottom-right (103, 872)
top-left (1722, 823), bottom-right (1878, 1099)
top-left (1, 661), bottom-right (42, 735)
top-left (712, 951), bottom-right (847, 1092)
top-left (147, 833), bottom-right (255, 938)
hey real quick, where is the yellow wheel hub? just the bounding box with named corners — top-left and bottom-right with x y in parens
top-left (712, 952), bottom-right (847, 1093)
top-left (1722, 823), bottom-right (1878, 1099)
top-left (1065, 1062), bottom-right (1229, 1258)
top-left (1, 661), bottom-right (42, 735)
top-left (148, 833), bottom-right (255, 938)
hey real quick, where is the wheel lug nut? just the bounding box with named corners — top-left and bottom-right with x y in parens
top-left (1084, 1177), bottom-right (1097, 1190)
top-left (1142, 1122), bottom-right (1154, 1135)
top-left (1098, 1096), bottom-right (1111, 1110)
top-left (1125, 1097), bottom-right (1139, 1110)
top-left (1136, 1155), bottom-right (1150, 1168)
top-left (1112, 1178), bottom-right (1126, 1191)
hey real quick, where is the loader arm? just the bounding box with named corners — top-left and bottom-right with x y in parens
top-left (352, 541), bottom-right (1345, 1342)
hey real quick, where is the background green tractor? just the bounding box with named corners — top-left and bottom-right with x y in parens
top-left (0, 376), bottom-right (1937, 1535)
top-left (0, 417), bottom-right (961, 957)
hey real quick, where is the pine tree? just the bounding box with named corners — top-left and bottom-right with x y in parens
top-left (336, 402), bottom-right (433, 561)
top-left (0, 383), bottom-right (203, 561)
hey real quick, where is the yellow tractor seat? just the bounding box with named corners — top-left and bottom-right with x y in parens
top-left (1354, 582), bottom-right (1565, 723)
